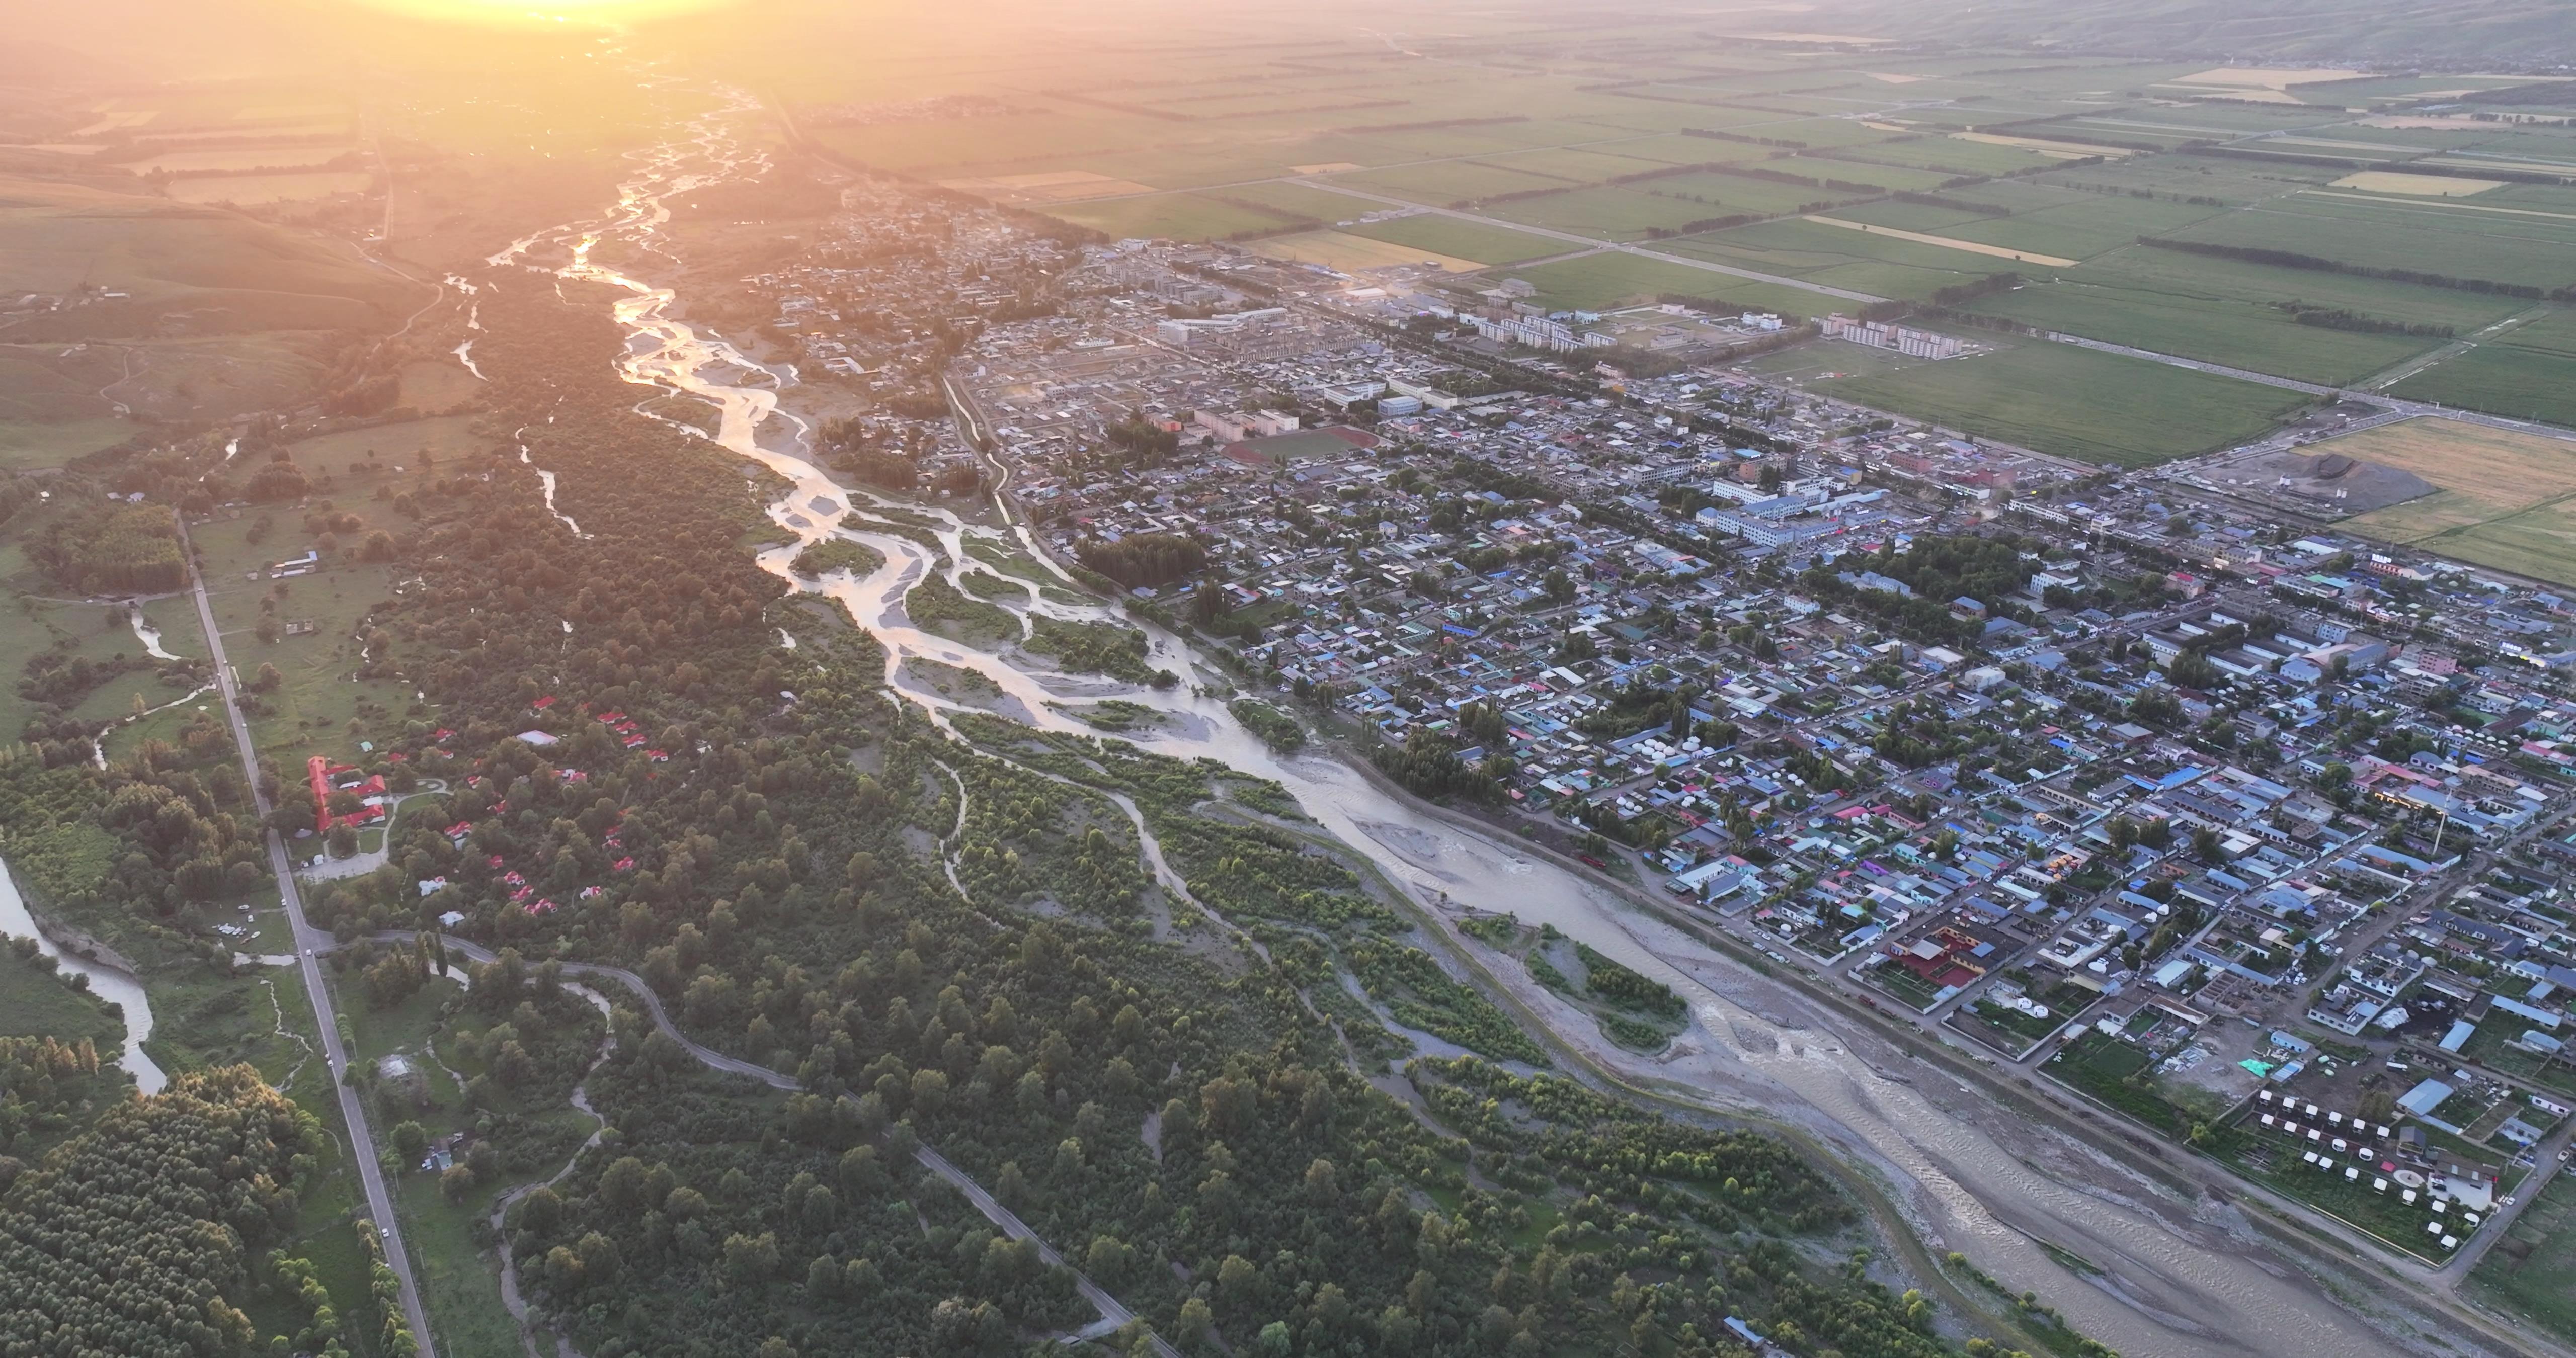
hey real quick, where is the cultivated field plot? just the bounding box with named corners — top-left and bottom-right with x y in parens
top-left (1658, 217), bottom-right (2019, 299)
top-left (2391, 306), bottom-right (2576, 426)
top-left (935, 169), bottom-right (1159, 204)
top-left (1963, 278), bottom-right (2452, 386)
top-left (1808, 334), bottom-right (2306, 465)
top-left (1326, 159), bottom-right (1576, 206)
top-left (1048, 192), bottom-right (1305, 241)
top-left (1820, 136), bottom-right (2061, 177)
top-left (1481, 186), bottom-right (1752, 241)
top-left (1249, 231), bottom-right (1487, 273)
top-left (2161, 196), bottom-right (2576, 291)
top-left (1338, 214), bottom-right (1569, 266)
top-left (2329, 418), bottom-right (2576, 586)
top-left (1496, 252), bottom-right (1832, 318)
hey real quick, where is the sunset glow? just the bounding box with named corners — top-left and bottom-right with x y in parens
top-left (349, 0), bottom-right (738, 27)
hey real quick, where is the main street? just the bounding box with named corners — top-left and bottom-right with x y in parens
top-left (181, 524), bottom-right (436, 1358)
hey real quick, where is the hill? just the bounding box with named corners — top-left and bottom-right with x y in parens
top-left (0, 174), bottom-right (424, 340)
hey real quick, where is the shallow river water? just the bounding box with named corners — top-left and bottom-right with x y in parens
top-left (0, 859), bottom-right (164, 1092)
top-left (474, 90), bottom-right (2484, 1358)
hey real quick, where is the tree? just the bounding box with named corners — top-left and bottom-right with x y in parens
top-left (440, 1164), bottom-right (476, 1203)
top-left (723, 1231), bottom-right (780, 1285)
top-left (391, 1120), bottom-right (427, 1160)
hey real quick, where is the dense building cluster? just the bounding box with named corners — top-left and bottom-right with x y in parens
top-left (728, 172), bottom-right (2576, 1274)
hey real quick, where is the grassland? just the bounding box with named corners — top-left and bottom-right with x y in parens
top-left (2473, 1166), bottom-right (2576, 1346)
top-left (0, 417), bottom-right (134, 471)
top-left (184, 416), bottom-right (489, 766)
top-left (395, 360), bottom-right (481, 414)
top-left (0, 941), bottom-right (127, 1047)
top-left (2331, 418), bottom-right (2576, 586)
top-left (1809, 334), bottom-right (2305, 465)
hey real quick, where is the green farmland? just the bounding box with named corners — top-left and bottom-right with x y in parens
top-left (1810, 334), bottom-right (2307, 465)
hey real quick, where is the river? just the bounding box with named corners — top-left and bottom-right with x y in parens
top-left (0, 858), bottom-right (164, 1093)
top-left (478, 89), bottom-right (2490, 1358)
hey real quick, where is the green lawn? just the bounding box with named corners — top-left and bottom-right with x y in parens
top-left (1814, 334), bottom-right (2307, 465)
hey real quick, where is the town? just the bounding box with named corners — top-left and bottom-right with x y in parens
top-left (723, 168), bottom-right (2576, 1276)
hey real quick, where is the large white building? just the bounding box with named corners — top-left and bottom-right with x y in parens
top-left (1821, 314), bottom-right (1962, 359)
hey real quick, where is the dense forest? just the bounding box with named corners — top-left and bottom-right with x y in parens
top-left (0, 1067), bottom-right (323, 1358)
top-left (28, 501), bottom-right (187, 595)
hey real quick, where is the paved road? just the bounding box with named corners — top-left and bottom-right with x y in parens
top-left (351, 931), bottom-right (1179, 1356)
top-left (182, 525), bottom-right (436, 1358)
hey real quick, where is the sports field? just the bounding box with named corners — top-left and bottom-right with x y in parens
top-left (2334, 418), bottom-right (2576, 585)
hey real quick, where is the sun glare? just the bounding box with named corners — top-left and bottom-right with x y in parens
top-left (351, 0), bottom-right (738, 28)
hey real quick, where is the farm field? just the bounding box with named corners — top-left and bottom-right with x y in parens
top-left (1657, 217), bottom-right (2012, 299)
top-left (1493, 251), bottom-right (1834, 317)
top-left (1808, 334), bottom-right (2306, 465)
top-left (164, 171), bottom-right (374, 205)
top-left (1799, 215), bottom-right (2077, 268)
top-left (2390, 343), bottom-right (2576, 429)
top-left (2329, 418), bottom-right (2576, 586)
top-left (1963, 279), bottom-right (2445, 385)
top-left (1480, 186), bottom-right (1746, 241)
top-left (1327, 159), bottom-right (1574, 206)
top-left (1249, 230), bottom-right (1486, 273)
top-left (1337, 214), bottom-right (1569, 266)
top-left (2385, 304), bottom-right (2576, 422)
top-left (2160, 196), bottom-right (2576, 290)
top-left (1046, 191), bottom-right (1298, 241)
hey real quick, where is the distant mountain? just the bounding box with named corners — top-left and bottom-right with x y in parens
top-left (1820, 0), bottom-right (2576, 65)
